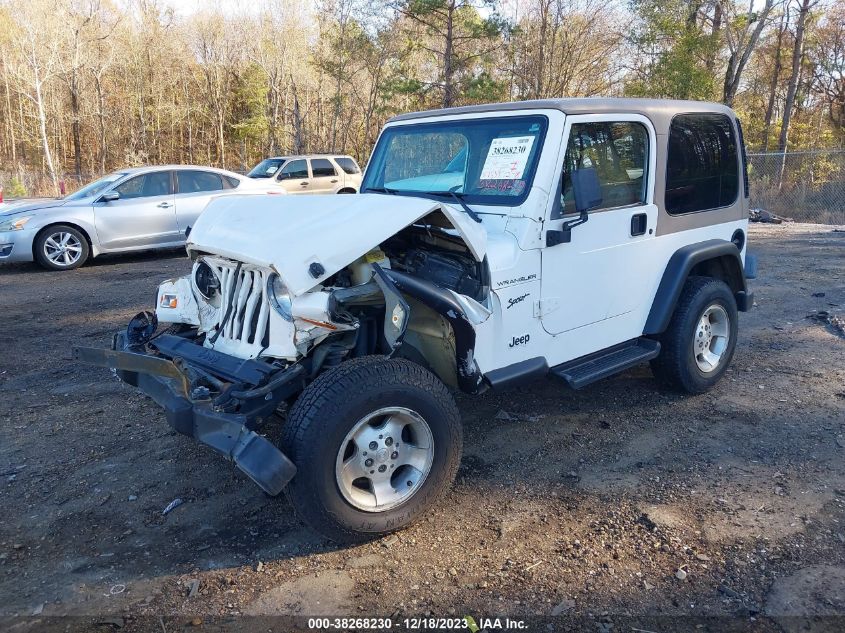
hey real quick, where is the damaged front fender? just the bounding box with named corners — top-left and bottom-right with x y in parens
top-left (383, 269), bottom-right (486, 394)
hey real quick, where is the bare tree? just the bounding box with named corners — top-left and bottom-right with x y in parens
top-left (7, 0), bottom-right (64, 193)
top-left (513, 0), bottom-right (623, 100)
top-left (762, 9), bottom-right (787, 149)
top-left (190, 11), bottom-right (242, 168)
top-left (778, 0), bottom-right (819, 152)
top-left (722, 0), bottom-right (779, 106)
top-left (811, 0), bottom-right (845, 135)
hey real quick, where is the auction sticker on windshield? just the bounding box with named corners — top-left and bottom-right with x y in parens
top-left (480, 136), bottom-right (535, 180)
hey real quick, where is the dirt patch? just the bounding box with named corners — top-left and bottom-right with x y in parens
top-left (765, 565), bottom-right (845, 632)
top-left (0, 224), bottom-right (844, 631)
top-left (243, 570), bottom-right (355, 615)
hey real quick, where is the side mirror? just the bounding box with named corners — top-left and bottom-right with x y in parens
top-left (547, 167), bottom-right (602, 246)
top-left (100, 191), bottom-right (120, 202)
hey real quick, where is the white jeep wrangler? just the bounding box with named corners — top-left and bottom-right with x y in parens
top-left (78, 98), bottom-right (755, 542)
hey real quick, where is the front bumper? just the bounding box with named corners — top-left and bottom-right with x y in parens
top-left (74, 332), bottom-right (303, 495)
top-left (0, 228), bottom-right (37, 263)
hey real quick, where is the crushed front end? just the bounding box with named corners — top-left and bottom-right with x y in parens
top-left (74, 306), bottom-right (307, 496)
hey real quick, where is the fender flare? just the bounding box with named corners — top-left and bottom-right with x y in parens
top-left (644, 239), bottom-right (751, 336)
top-left (383, 269), bottom-right (484, 394)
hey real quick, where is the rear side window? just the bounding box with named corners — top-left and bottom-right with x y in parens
top-left (178, 170), bottom-right (224, 194)
top-left (334, 157), bottom-right (361, 174)
top-left (311, 158), bottom-right (337, 177)
top-left (665, 114), bottom-right (739, 214)
top-left (556, 121), bottom-right (649, 216)
top-left (224, 175), bottom-right (240, 189)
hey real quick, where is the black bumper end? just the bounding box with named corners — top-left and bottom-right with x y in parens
top-left (83, 335), bottom-right (298, 496)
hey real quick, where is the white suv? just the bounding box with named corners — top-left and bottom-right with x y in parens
top-left (78, 98), bottom-right (756, 543)
top-left (247, 154), bottom-right (362, 194)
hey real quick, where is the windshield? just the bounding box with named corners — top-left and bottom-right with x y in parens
top-left (361, 115), bottom-right (547, 205)
top-left (64, 173), bottom-right (127, 201)
top-left (248, 158), bottom-right (286, 178)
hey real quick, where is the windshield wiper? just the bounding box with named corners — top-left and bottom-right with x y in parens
top-left (363, 186), bottom-right (397, 195)
top-left (427, 188), bottom-right (482, 223)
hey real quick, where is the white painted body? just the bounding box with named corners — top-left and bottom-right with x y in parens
top-left (156, 106), bottom-right (749, 380)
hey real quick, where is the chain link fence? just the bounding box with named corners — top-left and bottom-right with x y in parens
top-left (748, 150), bottom-right (845, 225)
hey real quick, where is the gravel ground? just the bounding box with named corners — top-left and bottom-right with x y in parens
top-left (0, 223), bottom-right (843, 633)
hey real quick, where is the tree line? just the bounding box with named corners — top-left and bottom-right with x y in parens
top-left (0, 0), bottom-right (843, 196)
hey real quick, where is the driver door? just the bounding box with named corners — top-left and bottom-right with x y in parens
top-left (276, 159), bottom-right (311, 194)
top-left (540, 114), bottom-right (658, 340)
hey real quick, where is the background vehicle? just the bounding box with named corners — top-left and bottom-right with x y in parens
top-left (0, 166), bottom-right (273, 271)
top-left (79, 98), bottom-right (755, 543)
top-left (248, 154), bottom-right (362, 194)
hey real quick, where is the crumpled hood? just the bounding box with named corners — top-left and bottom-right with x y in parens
top-left (187, 193), bottom-right (487, 296)
top-left (0, 198), bottom-right (67, 217)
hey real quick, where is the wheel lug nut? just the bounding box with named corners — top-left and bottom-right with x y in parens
top-left (365, 458), bottom-right (374, 467)
top-left (378, 465), bottom-right (387, 473)
top-left (385, 437), bottom-right (393, 446)
top-left (369, 441), bottom-right (378, 450)
top-left (391, 451), bottom-right (398, 459)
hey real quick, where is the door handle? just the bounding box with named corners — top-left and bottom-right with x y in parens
top-left (157, 202), bottom-right (172, 209)
top-left (330, 179), bottom-right (338, 184)
top-left (300, 181), bottom-right (309, 186)
top-left (630, 213), bottom-right (647, 236)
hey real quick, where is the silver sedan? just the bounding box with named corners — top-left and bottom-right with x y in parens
top-left (0, 166), bottom-right (277, 271)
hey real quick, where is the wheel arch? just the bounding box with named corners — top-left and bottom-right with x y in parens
top-left (32, 221), bottom-right (96, 260)
top-left (383, 269), bottom-right (484, 394)
top-left (644, 239), bottom-right (750, 336)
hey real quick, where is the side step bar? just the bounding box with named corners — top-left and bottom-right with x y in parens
top-left (551, 338), bottom-right (660, 390)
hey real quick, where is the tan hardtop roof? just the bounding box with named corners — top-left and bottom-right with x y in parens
top-left (387, 98), bottom-right (737, 133)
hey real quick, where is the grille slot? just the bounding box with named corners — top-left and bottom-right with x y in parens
top-left (210, 263), bottom-right (270, 355)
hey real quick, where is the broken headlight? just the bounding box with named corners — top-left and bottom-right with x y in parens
top-left (267, 273), bottom-right (293, 321)
top-left (194, 261), bottom-right (220, 300)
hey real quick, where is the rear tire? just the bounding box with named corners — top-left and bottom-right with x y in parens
top-left (34, 225), bottom-right (89, 270)
top-left (281, 356), bottom-right (462, 543)
top-left (650, 276), bottom-right (738, 394)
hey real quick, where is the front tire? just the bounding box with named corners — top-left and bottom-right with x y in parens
top-left (281, 356), bottom-right (462, 543)
top-left (650, 276), bottom-right (738, 394)
top-left (34, 225), bottom-right (89, 270)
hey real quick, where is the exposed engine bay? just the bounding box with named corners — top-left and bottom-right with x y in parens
top-left (325, 219), bottom-right (490, 302)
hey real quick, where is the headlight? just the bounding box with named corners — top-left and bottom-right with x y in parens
top-left (267, 273), bottom-right (292, 321)
top-left (194, 261), bottom-right (220, 300)
top-left (0, 216), bottom-right (32, 232)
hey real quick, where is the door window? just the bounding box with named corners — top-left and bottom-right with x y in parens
top-left (665, 114), bottom-right (739, 214)
top-left (556, 122), bottom-right (649, 217)
top-left (279, 159), bottom-right (308, 180)
top-left (177, 170), bottom-right (224, 193)
top-left (113, 172), bottom-right (172, 199)
top-left (310, 158), bottom-right (337, 177)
